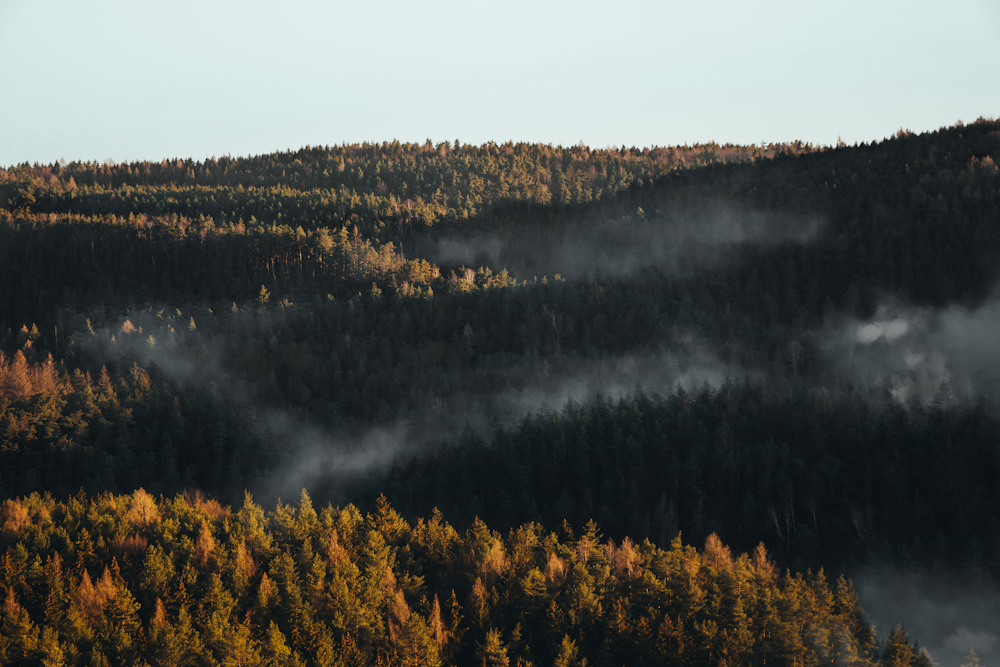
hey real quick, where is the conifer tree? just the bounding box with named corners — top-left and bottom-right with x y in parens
top-left (881, 624), bottom-right (914, 667)
top-left (475, 628), bottom-right (510, 667)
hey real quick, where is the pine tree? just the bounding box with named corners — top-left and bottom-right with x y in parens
top-left (38, 626), bottom-right (65, 667)
top-left (1, 586), bottom-right (40, 664)
top-left (262, 621), bottom-right (303, 667)
top-left (475, 628), bottom-right (510, 667)
top-left (553, 634), bottom-right (582, 667)
top-left (195, 521), bottom-right (215, 569)
top-left (396, 613), bottom-right (442, 667)
top-left (881, 624), bottom-right (914, 667)
top-left (961, 649), bottom-right (980, 667)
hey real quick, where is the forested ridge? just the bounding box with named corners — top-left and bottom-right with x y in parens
top-left (2, 119), bottom-right (999, 664)
top-left (1, 490), bottom-right (914, 667)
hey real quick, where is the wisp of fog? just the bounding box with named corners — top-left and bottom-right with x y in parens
top-left (78, 309), bottom-right (756, 503)
top-left (419, 199), bottom-right (824, 280)
top-left (820, 296), bottom-right (1000, 410)
top-left (856, 566), bottom-right (1000, 667)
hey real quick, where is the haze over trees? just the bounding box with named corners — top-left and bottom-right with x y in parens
top-left (1, 118), bottom-right (998, 664)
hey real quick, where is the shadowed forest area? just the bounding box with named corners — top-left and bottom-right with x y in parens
top-left (1, 120), bottom-right (999, 665)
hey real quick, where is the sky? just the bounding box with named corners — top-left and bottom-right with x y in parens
top-left (1, 0), bottom-right (999, 165)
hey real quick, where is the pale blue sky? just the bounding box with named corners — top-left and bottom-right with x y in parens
top-left (2, 0), bottom-right (998, 165)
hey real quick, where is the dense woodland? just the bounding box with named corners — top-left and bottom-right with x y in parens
top-left (1, 120), bottom-right (999, 664)
top-left (3, 489), bottom-right (928, 667)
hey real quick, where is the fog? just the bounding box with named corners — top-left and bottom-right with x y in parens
top-left (78, 308), bottom-right (755, 503)
top-left (75, 284), bottom-right (1000, 509)
top-left (856, 566), bottom-right (1000, 667)
top-left (71, 282), bottom-right (1000, 666)
top-left (820, 296), bottom-right (1000, 667)
top-left (419, 200), bottom-right (824, 280)
top-left (820, 296), bottom-right (1000, 411)
top-left (78, 286), bottom-right (1000, 505)
top-left (77, 311), bottom-right (421, 502)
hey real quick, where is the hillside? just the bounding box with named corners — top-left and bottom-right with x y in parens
top-left (1, 119), bottom-right (999, 664)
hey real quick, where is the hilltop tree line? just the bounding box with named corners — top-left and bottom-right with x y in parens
top-left (1, 121), bottom-right (997, 340)
top-left (2, 139), bottom-right (814, 231)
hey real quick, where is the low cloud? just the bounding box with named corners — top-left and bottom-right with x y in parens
top-left (421, 201), bottom-right (824, 280)
top-left (481, 344), bottom-right (748, 421)
top-left (944, 627), bottom-right (998, 655)
top-left (77, 307), bottom-right (754, 503)
top-left (258, 416), bottom-right (412, 504)
top-left (855, 566), bottom-right (1000, 667)
top-left (77, 309), bottom-right (418, 502)
top-left (820, 296), bottom-right (1000, 410)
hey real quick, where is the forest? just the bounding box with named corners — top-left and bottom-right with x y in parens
top-left (1, 119), bottom-right (998, 665)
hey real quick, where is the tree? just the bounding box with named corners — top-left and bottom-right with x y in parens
top-left (5, 180), bottom-right (37, 211)
top-left (38, 626), bottom-right (65, 667)
top-left (0, 351), bottom-right (32, 399)
top-left (475, 628), bottom-right (509, 667)
top-left (785, 340), bottom-right (804, 376)
top-left (553, 634), bottom-right (583, 667)
top-left (881, 624), bottom-right (914, 667)
top-left (396, 614), bottom-right (441, 667)
top-left (126, 488), bottom-right (159, 528)
top-left (262, 621), bottom-right (303, 667)
top-left (960, 649), bottom-right (980, 667)
top-left (1, 586), bottom-right (40, 663)
top-left (195, 521), bottom-right (216, 568)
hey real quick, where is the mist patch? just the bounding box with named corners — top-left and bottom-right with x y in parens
top-left (821, 297), bottom-right (1000, 410)
top-left (855, 566), bottom-right (1000, 667)
top-left (419, 200), bottom-right (825, 280)
top-left (943, 627), bottom-right (997, 655)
